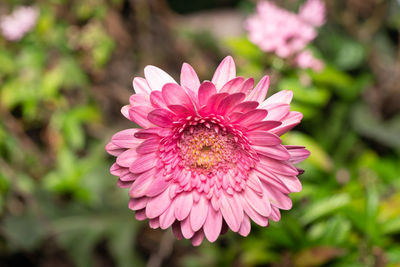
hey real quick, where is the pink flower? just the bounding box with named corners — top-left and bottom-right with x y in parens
top-left (245, 0), bottom-right (326, 71)
top-left (295, 50), bottom-right (324, 71)
top-left (299, 0), bottom-right (326, 27)
top-left (245, 1), bottom-right (317, 58)
top-left (0, 6), bottom-right (38, 42)
top-left (106, 56), bottom-right (310, 246)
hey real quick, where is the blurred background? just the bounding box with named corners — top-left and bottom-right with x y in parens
top-left (1, 0), bottom-right (400, 266)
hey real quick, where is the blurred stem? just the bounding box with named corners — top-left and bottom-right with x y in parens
top-left (146, 230), bottom-right (175, 267)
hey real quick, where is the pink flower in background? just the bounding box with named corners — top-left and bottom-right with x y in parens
top-left (246, 1), bottom-right (316, 58)
top-left (295, 50), bottom-right (324, 71)
top-left (0, 6), bottom-right (38, 41)
top-left (245, 0), bottom-right (325, 70)
top-left (106, 56), bottom-right (309, 245)
top-left (299, 0), bottom-right (326, 27)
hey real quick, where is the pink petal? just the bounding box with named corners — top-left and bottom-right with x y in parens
top-left (262, 90), bottom-right (293, 106)
top-left (190, 196), bottom-right (208, 232)
top-left (147, 108), bottom-right (174, 128)
top-left (135, 209), bottom-right (147, 221)
top-left (174, 192), bottom-right (193, 221)
top-left (219, 77), bottom-right (244, 93)
top-left (217, 93), bottom-right (245, 114)
top-left (149, 218), bottom-right (160, 229)
top-left (162, 83), bottom-right (195, 112)
top-left (181, 216), bottom-right (195, 239)
top-left (129, 169), bottom-right (155, 198)
top-left (264, 104), bottom-right (291, 121)
top-left (106, 142), bottom-right (125, 156)
top-left (144, 65), bottom-right (177, 91)
top-left (238, 215), bottom-right (251, 237)
top-left (211, 56), bottom-right (236, 90)
top-left (129, 106), bottom-right (155, 128)
top-left (180, 63), bottom-right (200, 92)
top-left (258, 155), bottom-right (299, 176)
top-left (198, 82), bottom-right (217, 107)
top-left (239, 78), bottom-right (255, 95)
top-left (133, 77), bottom-right (152, 96)
top-left (220, 193), bottom-right (240, 232)
top-left (111, 128), bottom-right (141, 149)
top-left (145, 175), bottom-right (170, 197)
top-left (247, 120), bottom-right (282, 131)
top-left (146, 189), bottom-right (171, 219)
top-left (159, 201), bottom-right (176, 229)
top-left (253, 144), bottom-right (290, 160)
top-left (271, 112), bottom-right (303, 135)
top-left (247, 75), bottom-right (270, 103)
top-left (240, 196), bottom-right (269, 226)
top-left (129, 94), bottom-right (150, 107)
top-left (150, 91), bottom-right (168, 109)
top-left (119, 172), bottom-right (137, 182)
top-left (255, 169), bottom-right (291, 194)
top-left (273, 174), bottom-right (302, 192)
top-left (244, 188), bottom-right (271, 216)
top-left (204, 208), bottom-right (222, 242)
top-left (231, 101), bottom-right (259, 113)
top-left (270, 206), bottom-right (281, 222)
top-left (116, 148), bottom-right (138, 168)
top-left (247, 131), bottom-right (281, 146)
top-left (263, 186), bottom-right (292, 210)
top-left (201, 93), bottom-right (228, 115)
top-left (136, 138), bottom-right (160, 154)
top-left (234, 109), bottom-right (268, 127)
top-left (191, 230), bottom-right (205, 246)
top-left (129, 197), bottom-right (148, 211)
top-left (168, 105), bottom-right (192, 117)
top-left (134, 128), bottom-right (162, 139)
top-left (286, 146), bottom-right (310, 164)
top-left (129, 153), bottom-right (157, 173)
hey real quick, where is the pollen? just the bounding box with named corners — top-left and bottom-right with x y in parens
top-left (178, 124), bottom-right (238, 173)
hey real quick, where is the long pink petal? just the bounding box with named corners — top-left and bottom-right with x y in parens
top-left (129, 197), bottom-right (148, 211)
top-left (181, 216), bottom-right (195, 239)
top-left (263, 104), bottom-right (290, 121)
top-left (111, 128), bottom-right (141, 149)
top-left (129, 106), bottom-right (155, 128)
top-left (162, 83), bottom-right (195, 112)
top-left (239, 78), bottom-right (255, 95)
top-left (144, 65), bottom-right (177, 91)
top-left (263, 186), bottom-right (292, 210)
top-left (174, 192), bottom-right (193, 221)
top-left (235, 109), bottom-right (268, 127)
top-left (219, 77), bottom-right (244, 93)
top-left (247, 75), bottom-right (270, 103)
top-left (244, 188), bottom-right (271, 216)
top-left (129, 169), bottom-right (155, 198)
top-left (258, 155), bottom-right (299, 176)
top-left (220, 193), bottom-right (240, 232)
top-left (136, 138), bottom-right (160, 154)
top-left (240, 196), bottom-right (269, 226)
top-left (150, 91), bottom-right (168, 109)
top-left (247, 120), bottom-right (282, 131)
top-left (271, 112), bottom-right (303, 135)
top-left (145, 189), bottom-right (171, 219)
top-left (133, 77), bottom-right (152, 96)
top-left (180, 63), bottom-right (200, 92)
top-left (191, 230), bottom-right (205, 246)
top-left (204, 208), bottom-right (222, 242)
top-left (147, 108), bottom-right (174, 128)
top-left (231, 101), bottom-right (259, 113)
top-left (159, 201), bottom-right (176, 229)
top-left (211, 56), bottom-right (236, 90)
top-left (238, 215), bottom-right (251, 237)
top-left (190, 196), bottom-right (208, 232)
top-left (247, 131), bottom-right (281, 146)
top-left (145, 175), bottom-right (170, 197)
top-left (286, 146), bottom-right (310, 164)
top-left (116, 148), bottom-right (138, 168)
top-left (198, 81), bottom-right (217, 107)
top-left (106, 142), bottom-right (125, 156)
top-left (217, 93), bottom-right (245, 114)
top-left (129, 153), bottom-right (157, 173)
top-left (253, 144), bottom-right (290, 160)
top-left (262, 90), bottom-right (293, 106)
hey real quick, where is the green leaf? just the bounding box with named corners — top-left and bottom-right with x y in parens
top-left (301, 194), bottom-right (351, 224)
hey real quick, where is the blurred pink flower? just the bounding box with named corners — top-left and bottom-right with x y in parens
top-left (106, 56), bottom-right (309, 245)
top-left (0, 6), bottom-right (38, 41)
top-left (245, 0), bottom-right (325, 70)
top-left (299, 0), bottom-right (326, 27)
top-left (295, 50), bottom-right (324, 71)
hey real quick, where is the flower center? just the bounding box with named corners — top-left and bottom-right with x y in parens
top-left (178, 124), bottom-right (238, 172)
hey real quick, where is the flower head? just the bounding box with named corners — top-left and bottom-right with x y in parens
top-left (0, 6), bottom-right (38, 42)
top-left (245, 0), bottom-right (326, 70)
top-left (245, 1), bottom-right (317, 58)
top-left (106, 56), bottom-right (310, 245)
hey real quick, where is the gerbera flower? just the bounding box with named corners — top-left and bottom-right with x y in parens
top-left (106, 56), bottom-right (310, 246)
top-left (0, 6), bottom-right (38, 42)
